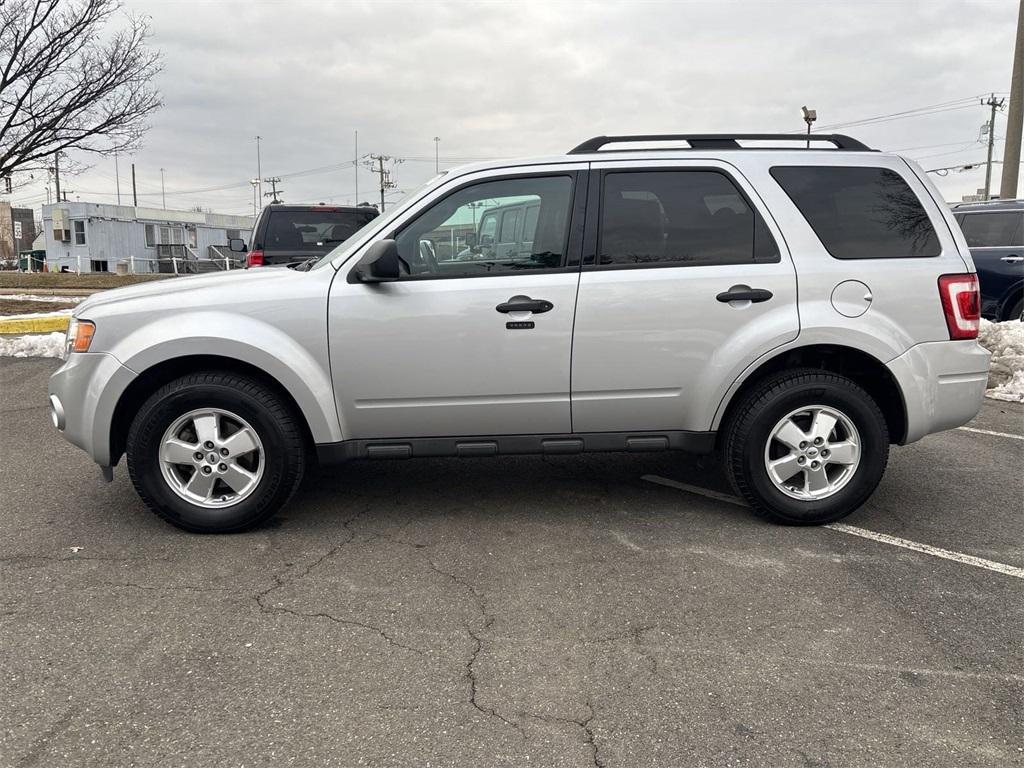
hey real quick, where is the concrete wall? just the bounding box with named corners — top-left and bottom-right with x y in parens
top-left (41, 202), bottom-right (252, 273)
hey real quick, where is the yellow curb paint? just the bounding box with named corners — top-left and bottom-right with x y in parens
top-left (0, 316), bottom-right (70, 334)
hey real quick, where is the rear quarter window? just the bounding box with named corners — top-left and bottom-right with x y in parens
top-left (771, 166), bottom-right (941, 259)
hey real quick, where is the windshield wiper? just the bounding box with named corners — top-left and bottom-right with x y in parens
top-left (291, 256), bottom-right (320, 271)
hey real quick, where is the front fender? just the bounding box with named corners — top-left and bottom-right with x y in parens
top-left (105, 312), bottom-right (342, 445)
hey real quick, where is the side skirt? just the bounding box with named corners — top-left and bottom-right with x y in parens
top-left (315, 430), bottom-right (716, 465)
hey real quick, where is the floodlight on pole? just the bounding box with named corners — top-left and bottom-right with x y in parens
top-left (801, 106), bottom-right (817, 149)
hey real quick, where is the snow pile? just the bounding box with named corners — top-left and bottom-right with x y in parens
top-left (0, 331), bottom-right (66, 358)
top-left (0, 309), bottom-right (73, 321)
top-left (978, 319), bottom-right (1024, 402)
top-left (1, 294), bottom-right (85, 303)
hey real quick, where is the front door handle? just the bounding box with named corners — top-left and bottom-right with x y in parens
top-left (1001, 255), bottom-right (1023, 263)
top-left (496, 295), bottom-right (553, 314)
top-left (716, 288), bottom-right (773, 303)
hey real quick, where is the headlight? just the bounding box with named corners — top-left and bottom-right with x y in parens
top-left (64, 318), bottom-right (96, 358)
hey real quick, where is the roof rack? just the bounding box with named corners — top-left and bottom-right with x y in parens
top-left (567, 134), bottom-right (872, 154)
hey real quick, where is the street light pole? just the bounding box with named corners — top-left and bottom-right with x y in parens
top-left (434, 136), bottom-right (440, 173)
top-left (801, 106), bottom-right (817, 148)
top-left (160, 167), bottom-right (166, 209)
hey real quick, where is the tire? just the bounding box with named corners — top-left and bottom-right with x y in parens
top-left (1005, 296), bottom-right (1023, 323)
top-left (126, 371), bottom-right (306, 533)
top-left (723, 369), bottom-right (889, 525)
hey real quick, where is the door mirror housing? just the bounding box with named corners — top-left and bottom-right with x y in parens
top-left (228, 238), bottom-right (246, 253)
top-left (464, 233), bottom-right (477, 248)
top-left (353, 239), bottom-right (401, 283)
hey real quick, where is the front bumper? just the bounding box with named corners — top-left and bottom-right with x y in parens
top-left (886, 340), bottom-right (991, 444)
top-left (48, 352), bottom-right (137, 467)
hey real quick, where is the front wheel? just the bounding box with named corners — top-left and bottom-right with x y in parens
top-left (126, 371), bottom-right (306, 533)
top-left (724, 369), bottom-right (889, 525)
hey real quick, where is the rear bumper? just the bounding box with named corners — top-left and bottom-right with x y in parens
top-left (886, 340), bottom-right (991, 444)
top-left (48, 352), bottom-right (136, 466)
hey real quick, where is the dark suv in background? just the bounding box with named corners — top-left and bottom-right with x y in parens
top-left (952, 199), bottom-right (1023, 321)
top-left (235, 204), bottom-right (379, 267)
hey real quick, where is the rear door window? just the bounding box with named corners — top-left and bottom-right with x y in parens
top-left (596, 170), bottom-right (779, 267)
top-left (958, 212), bottom-right (1024, 247)
top-left (771, 166), bottom-right (940, 259)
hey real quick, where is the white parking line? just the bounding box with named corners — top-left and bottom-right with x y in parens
top-left (956, 426), bottom-right (1024, 441)
top-left (826, 524), bottom-right (1024, 579)
top-left (641, 474), bottom-right (1024, 579)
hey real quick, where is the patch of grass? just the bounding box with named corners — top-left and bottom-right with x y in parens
top-left (0, 299), bottom-right (78, 315)
top-left (0, 272), bottom-right (174, 290)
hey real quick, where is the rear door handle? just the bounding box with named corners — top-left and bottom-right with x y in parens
top-left (496, 295), bottom-right (553, 314)
top-left (1001, 255), bottom-right (1023, 263)
top-left (716, 288), bottom-right (773, 303)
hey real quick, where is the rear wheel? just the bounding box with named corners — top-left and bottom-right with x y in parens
top-left (1006, 296), bottom-right (1023, 322)
top-left (724, 369), bottom-right (889, 525)
top-left (126, 372), bottom-right (305, 533)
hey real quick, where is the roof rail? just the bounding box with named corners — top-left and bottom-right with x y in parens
top-left (567, 134), bottom-right (872, 154)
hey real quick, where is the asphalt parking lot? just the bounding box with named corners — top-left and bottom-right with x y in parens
top-left (1, 358), bottom-right (1022, 768)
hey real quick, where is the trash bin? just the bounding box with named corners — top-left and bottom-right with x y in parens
top-left (18, 250), bottom-right (45, 271)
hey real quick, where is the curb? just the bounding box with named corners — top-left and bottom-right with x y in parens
top-left (0, 316), bottom-right (70, 334)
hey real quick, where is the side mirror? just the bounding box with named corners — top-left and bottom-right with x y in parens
top-left (228, 238), bottom-right (246, 253)
top-left (464, 233), bottom-right (477, 248)
top-left (353, 239), bottom-right (401, 283)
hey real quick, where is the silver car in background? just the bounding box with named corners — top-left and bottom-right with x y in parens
top-left (49, 133), bottom-right (990, 533)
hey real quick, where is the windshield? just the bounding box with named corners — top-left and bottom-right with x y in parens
top-left (310, 172), bottom-right (450, 270)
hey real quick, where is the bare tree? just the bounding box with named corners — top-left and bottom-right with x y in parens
top-left (0, 0), bottom-right (161, 183)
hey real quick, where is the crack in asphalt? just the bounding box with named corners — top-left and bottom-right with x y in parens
top-left (252, 505), bottom-right (424, 656)
top-left (525, 700), bottom-right (605, 768)
top-left (425, 559), bottom-right (525, 737)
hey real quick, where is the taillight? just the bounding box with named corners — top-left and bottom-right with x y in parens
top-left (937, 273), bottom-right (980, 340)
top-left (246, 250), bottom-right (264, 268)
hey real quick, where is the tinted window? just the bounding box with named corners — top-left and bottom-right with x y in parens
top-left (771, 166), bottom-right (940, 259)
top-left (598, 171), bottom-right (779, 267)
top-left (265, 209), bottom-right (378, 253)
top-left (395, 176), bottom-right (574, 278)
top-left (958, 212), bottom-right (1023, 248)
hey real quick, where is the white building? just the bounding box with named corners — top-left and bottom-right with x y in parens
top-left (41, 202), bottom-right (253, 273)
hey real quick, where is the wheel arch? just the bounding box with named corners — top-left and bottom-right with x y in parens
top-left (713, 344), bottom-right (908, 447)
top-left (109, 355), bottom-right (317, 467)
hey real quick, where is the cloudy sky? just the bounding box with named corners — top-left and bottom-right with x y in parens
top-left (12, 0), bottom-right (1020, 216)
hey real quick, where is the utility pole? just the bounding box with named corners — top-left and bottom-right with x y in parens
top-left (160, 167), bottom-right (166, 209)
top-left (114, 152), bottom-right (121, 205)
top-left (361, 154), bottom-right (399, 212)
top-left (263, 177), bottom-right (282, 203)
top-left (434, 136), bottom-right (440, 173)
top-left (354, 129), bottom-right (358, 204)
top-left (131, 162), bottom-right (137, 206)
top-left (983, 93), bottom-right (1006, 200)
top-left (255, 135), bottom-right (263, 204)
top-left (53, 152), bottom-right (61, 202)
top-left (1001, 0), bottom-right (1023, 200)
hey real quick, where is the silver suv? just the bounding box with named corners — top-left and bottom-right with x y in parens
top-left (49, 133), bottom-right (991, 533)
